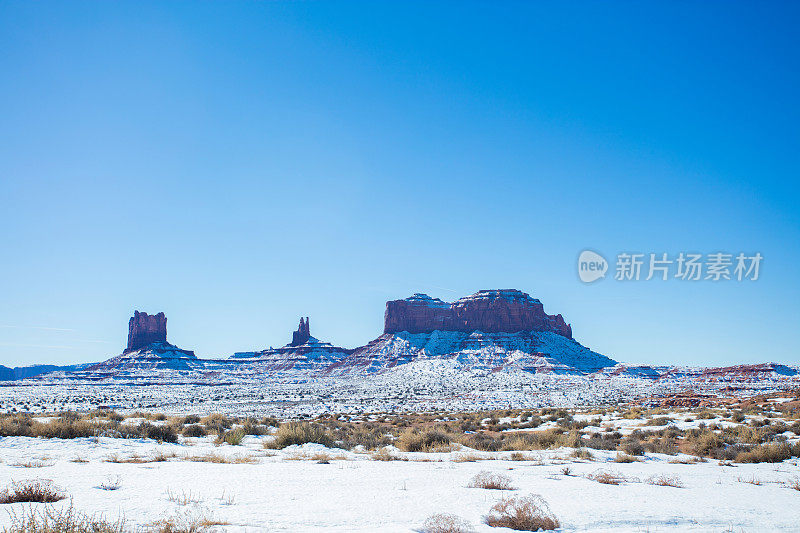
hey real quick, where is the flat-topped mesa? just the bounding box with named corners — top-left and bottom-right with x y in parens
top-left (290, 317), bottom-right (311, 346)
top-left (384, 289), bottom-right (573, 338)
top-left (125, 311), bottom-right (167, 353)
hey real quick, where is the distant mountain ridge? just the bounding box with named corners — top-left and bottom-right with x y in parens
top-left (9, 290), bottom-right (615, 380)
top-left (23, 290), bottom-right (796, 382)
top-left (0, 363), bottom-right (92, 381)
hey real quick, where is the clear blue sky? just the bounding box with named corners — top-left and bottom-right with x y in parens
top-left (1, 2), bottom-right (798, 367)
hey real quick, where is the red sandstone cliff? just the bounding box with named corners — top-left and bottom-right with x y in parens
top-left (384, 290), bottom-right (573, 338)
top-left (125, 311), bottom-right (167, 353)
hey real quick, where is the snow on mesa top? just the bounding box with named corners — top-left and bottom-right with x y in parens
top-left (384, 289), bottom-right (572, 338)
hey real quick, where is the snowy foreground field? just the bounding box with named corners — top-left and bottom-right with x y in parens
top-left (1, 436), bottom-right (800, 532)
top-left (1, 400), bottom-right (800, 532)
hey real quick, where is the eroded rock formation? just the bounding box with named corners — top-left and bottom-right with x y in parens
top-left (384, 289), bottom-right (573, 338)
top-left (125, 311), bottom-right (167, 353)
top-left (291, 317), bottom-right (311, 346)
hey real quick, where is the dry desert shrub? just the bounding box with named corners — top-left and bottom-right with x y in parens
top-left (668, 456), bottom-right (705, 464)
top-left (215, 428), bottom-right (245, 446)
top-left (97, 475), bottom-right (123, 491)
top-left (371, 447), bottom-right (405, 461)
top-left (452, 453), bottom-right (488, 463)
top-left (643, 417), bottom-right (672, 426)
top-left (181, 424), bottom-right (207, 438)
top-left (569, 448), bottom-right (593, 460)
top-left (265, 422), bottom-right (334, 449)
top-left (200, 413), bottom-right (234, 435)
top-left (785, 476), bottom-right (800, 491)
top-left (117, 422), bottom-right (178, 443)
top-left (613, 453), bottom-right (640, 463)
top-left (104, 453), bottom-right (146, 464)
top-left (9, 459), bottom-right (55, 468)
top-left (397, 429), bottom-right (453, 452)
top-left (458, 433), bottom-right (503, 452)
top-left (333, 425), bottom-right (393, 450)
top-left (509, 452), bottom-right (539, 462)
top-left (735, 443), bottom-right (799, 463)
top-left (687, 430), bottom-right (724, 457)
top-left (149, 509), bottom-right (228, 532)
top-left (645, 474), bottom-right (684, 488)
top-left (468, 471), bottom-right (517, 490)
top-left (4, 502), bottom-right (124, 533)
top-left (485, 494), bottom-right (560, 531)
top-left (737, 475), bottom-right (763, 486)
top-left (422, 513), bottom-right (476, 533)
top-left (585, 469), bottom-right (626, 485)
top-left (619, 436), bottom-right (645, 456)
top-left (0, 480), bottom-right (66, 504)
top-left (582, 432), bottom-right (621, 451)
top-left (182, 453), bottom-right (258, 464)
top-left (643, 435), bottom-right (678, 455)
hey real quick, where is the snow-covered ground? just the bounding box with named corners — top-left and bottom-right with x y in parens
top-left (1, 434), bottom-right (799, 531)
top-left (2, 358), bottom-right (796, 417)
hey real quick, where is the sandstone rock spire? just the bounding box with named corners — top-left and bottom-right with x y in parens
top-left (291, 316), bottom-right (311, 346)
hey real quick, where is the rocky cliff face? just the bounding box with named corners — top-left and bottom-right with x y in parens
top-left (291, 317), bottom-right (311, 346)
top-left (384, 289), bottom-right (573, 338)
top-left (125, 311), bottom-right (168, 353)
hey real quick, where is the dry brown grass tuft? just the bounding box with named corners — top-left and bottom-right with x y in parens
top-left (182, 453), bottom-right (258, 464)
top-left (668, 456), bottom-right (705, 464)
top-left (371, 448), bottom-right (405, 461)
top-left (97, 475), bottom-right (123, 491)
top-left (613, 453), bottom-right (641, 463)
top-left (284, 451), bottom-right (346, 462)
top-left (585, 470), bottom-right (626, 485)
top-left (452, 453), bottom-right (489, 463)
top-left (485, 494), bottom-right (560, 531)
top-left (104, 452), bottom-right (175, 464)
top-left (785, 476), bottom-right (800, 491)
top-left (4, 502), bottom-right (124, 533)
top-left (148, 509), bottom-right (228, 532)
top-left (467, 471), bottom-right (517, 490)
top-left (509, 452), bottom-right (540, 462)
top-left (645, 474), bottom-right (684, 488)
top-left (569, 448), bottom-right (594, 460)
top-left (422, 513), bottom-right (476, 533)
top-left (737, 475), bottom-right (763, 486)
top-left (0, 479), bottom-right (66, 504)
top-left (165, 488), bottom-right (203, 506)
top-left (9, 459), bottom-right (55, 468)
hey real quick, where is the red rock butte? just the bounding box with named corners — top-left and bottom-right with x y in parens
top-left (125, 311), bottom-right (167, 353)
top-left (384, 289), bottom-right (573, 338)
top-left (290, 317), bottom-right (311, 346)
